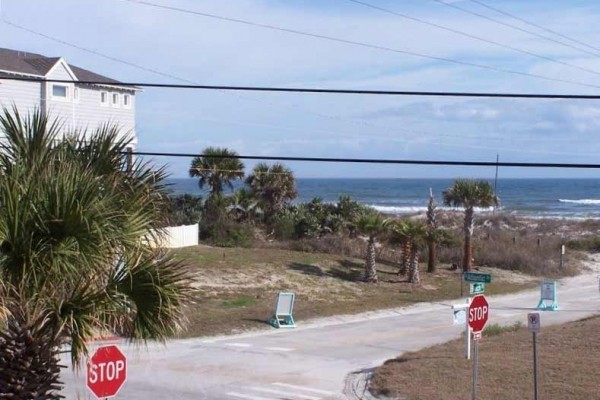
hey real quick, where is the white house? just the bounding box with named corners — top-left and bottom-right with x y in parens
top-left (0, 47), bottom-right (138, 147)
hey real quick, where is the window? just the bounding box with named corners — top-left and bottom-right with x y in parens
top-left (52, 85), bottom-right (68, 98)
top-left (100, 92), bottom-right (108, 105)
top-left (73, 87), bottom-right (79, 101)
top-left (112, 93), bottom-right (119, 106)
top-left (123, 94), bottom-right (130, 107)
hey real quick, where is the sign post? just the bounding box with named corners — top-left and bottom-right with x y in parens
top-left (86, 345), bottom-right (127, 399)
top-left (468, 294), bottom-right (489, 400)
top-left (528, 313), bottom-right (541, 400)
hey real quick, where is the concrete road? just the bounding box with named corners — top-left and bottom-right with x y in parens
top-left (61, 266), bottom-right (600, 400)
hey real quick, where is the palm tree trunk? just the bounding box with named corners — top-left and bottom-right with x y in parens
top-left (427, 241), bottom-right (436, 273)
top-left (399, 241), bottom-right (411, 275)
top-left (408, 248), bottom-right (420, 284)
top-left (463, 207), bottom-right (474, 272)
top-left (364, 238), bottom-right (378, 283)
top-left (0, 317), bottom-right (64, 400)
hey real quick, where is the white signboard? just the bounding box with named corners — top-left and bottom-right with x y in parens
top-left (537, 280), bottom-right (559, 311)
top-left (528, 313), bottom-right (540, 333)
top-left (541, 280), bottom-right (555, 300)
top-left (453, 309), bottom-right (466, 325)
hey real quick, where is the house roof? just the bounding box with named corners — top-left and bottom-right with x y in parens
top-left (0, 48), bottom-right (129, 87)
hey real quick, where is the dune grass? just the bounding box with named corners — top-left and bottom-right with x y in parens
top-left (174, 245), bottom-right (535, 337)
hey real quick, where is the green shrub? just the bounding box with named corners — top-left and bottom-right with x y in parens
top-left (205, 222), bottom-right (254, 248)
top-left (272, 210), bottom-right (296, 240)
top-left (567, 236), bottom-right (600, 252)
top-left (166, 194), bottom-right (203, 226)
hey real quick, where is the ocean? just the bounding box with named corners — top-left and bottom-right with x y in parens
top-left (165, 178), bottom-right (600, 219)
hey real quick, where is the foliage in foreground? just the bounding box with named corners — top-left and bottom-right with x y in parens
top-left (0, 108), bottom-right (194, 399)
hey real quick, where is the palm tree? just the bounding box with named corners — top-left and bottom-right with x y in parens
top-left (443, 179), bottom-right (498, 272)
top-left (189, 147), bottom-right (245, 197)
top-left (245, 162), bottom-right (297, 221)
top-left (426, 189), bottom-right (438, 273)
top-left (389, 219), bottom-right (427, 283)
top-left (404, 221), bottom-right (428, 284)
top-left (228, 188), bottom-right (262, 222)
top-left (355, 212), bottom-right (388, 283)
top-left (387, 219), bottom-right (411, 276)
top-left (0, 108), bottom-right (194, 399)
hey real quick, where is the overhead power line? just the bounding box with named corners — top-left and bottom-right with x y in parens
top-left (4, 75), bottom-right (600, 99)
top-left (2, 18), bottom-right (575, 153)
top-left (433, 0), bottom-right (600, 59)
top-left (133, 151), bottom-right (600, 169)
top-left (116, 0), bottom-right (600, 90)
top-left (467, 0), bottom-right (600, 54)
top-left (347, 0), bottom-right (600, 77)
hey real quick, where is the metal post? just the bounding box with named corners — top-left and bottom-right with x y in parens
top-left (460, 270), bottom-right (464, 298)
top-left (493, 153), bottom-right (499, 215)
top-left (465, 322), bottom-right (471, 360)
top-left (559, 245), bottom-right (565, 269)
top-left (472, 339), bottom-right (479, 400)
top-left (533, 332), bottom-right (539, 400)
top-left (126, 147), bottom-right (133, 173)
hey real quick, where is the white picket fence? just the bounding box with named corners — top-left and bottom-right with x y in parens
top-left (148, 224), bottom-right (199, 249)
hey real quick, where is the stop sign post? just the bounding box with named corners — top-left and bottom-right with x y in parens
top-left (468, 294), bottom-right (489, 400)
top-left (87, 345), bottom-right (127, 399)
top-left (468, 294), bottom-right (489, 334)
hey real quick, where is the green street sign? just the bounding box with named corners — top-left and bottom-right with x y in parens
top-left (463, 272), bottom-right (492, 283)
top-left (470, 282), bottom-right (485, 295)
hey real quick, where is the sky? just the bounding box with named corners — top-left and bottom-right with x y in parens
top-left (3, 0), bottom-right (600, 178)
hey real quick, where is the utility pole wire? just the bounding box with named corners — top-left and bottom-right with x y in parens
top-left (4, 19), bottom-right (593, 154)
top-left (347, 0), bottom-right (600, 77)
top-left (132, 151), bottom-right (600, 169)
top-left (433, 0), bottom-right (600, 59)
top-left (467, 0), bottom-right (600, 55)
top-left (116, 0), bottom-right (600, 90)
top-left (4, 75), bottom-right (600, 99)
top-left (2, 20), bottom-right (193, 85)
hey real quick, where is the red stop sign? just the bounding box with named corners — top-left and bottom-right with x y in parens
top-left (468, 294), bottom-right (489, 333)
top-left (86, 345), bottom-right (127, 399)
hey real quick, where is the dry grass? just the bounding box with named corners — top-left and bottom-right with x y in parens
top-left (265, 213), bottom-right (590, 278)
top-left (370, 316), bottom-right (600, 400)
top-left (173, 245), bottom-right (534, 338)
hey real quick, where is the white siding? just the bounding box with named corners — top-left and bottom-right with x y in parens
top-left (45, 62), bottom-right (76, 134)
top-left (0, 60), bottom-right (137, 147)
top-left (72, 86), bottom-right (136, 145)
top-left (0, 78), bottom-right (42, 112)
top-left (164, 224), bottom-right (199, 248)
top-left (147, 224), bottom-right (199, 249)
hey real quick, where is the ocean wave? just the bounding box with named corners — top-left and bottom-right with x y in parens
top-left (370, 205), bottom-right (428, 214)
top-left (370, 205), bottom-right (496, 214)
top-left (558, 199), bottom-right (600, 205)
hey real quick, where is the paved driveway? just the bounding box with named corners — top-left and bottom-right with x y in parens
top-left (61, 266), bottom-right (600, 400)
